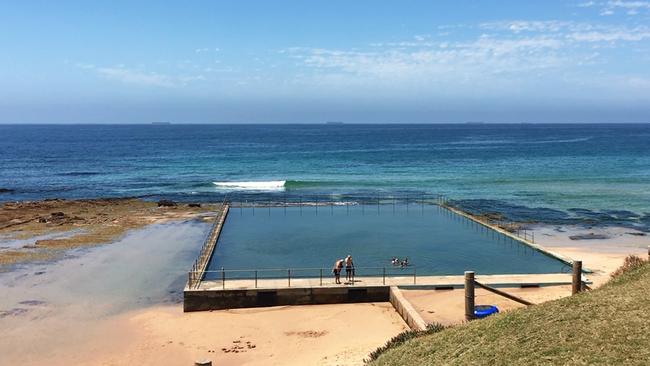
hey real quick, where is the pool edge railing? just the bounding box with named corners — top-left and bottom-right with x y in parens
top-left (440, 203), bottom-right (585, 272)
top-left (188, 198), bottom-right (230, 289)
top-left (191, 266), bottom-right (418, 290)
top-left (228, 193), bottom-right (451, 208)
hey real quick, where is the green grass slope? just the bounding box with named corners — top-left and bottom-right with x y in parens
top-left (371, 262), bottom-right (650, 365)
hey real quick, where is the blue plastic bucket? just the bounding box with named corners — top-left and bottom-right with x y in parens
top-left (474, 305), bottom-right (499, 318)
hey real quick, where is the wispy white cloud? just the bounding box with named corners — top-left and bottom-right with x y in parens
top-left (482, 20), bottom-right (650, 44)
top-left (607, 0), bottom-right (650, 9)
top-left (584, 0), bottom-right (650, 15)
top-left (282, 15), bottom-right (650, 95)
top-left (77, 64), bottom-right (205, 87)
top-left (95, 67), bottom-right (177, 87)
top-left (480, 20), bottom-right (580, 33)
top-left (286, 35), bottom-right (567, 88)
top-left (195, 47), bottom-right (220, 53)
top-left (578, 1), bottom-right (596, 7)
top-left (568, 28), bottom-right (650, 41)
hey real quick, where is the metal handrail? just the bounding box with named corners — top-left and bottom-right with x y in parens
top-left (188, 195), bottom-right (229, 288)
top-left (228, 193), bottom-right (450, 208)
top-left (190, 265), bottom-right (418, 289)
top-left (199, 266), bottom-right (415, 273)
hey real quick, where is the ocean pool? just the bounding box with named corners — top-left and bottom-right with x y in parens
top-left (205, 204), bottom-right (569, 278)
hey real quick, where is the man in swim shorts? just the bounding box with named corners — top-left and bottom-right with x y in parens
top-left (345, 255), bottom-right (355, 282)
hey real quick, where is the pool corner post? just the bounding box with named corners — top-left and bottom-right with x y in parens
top-left (464, 271), bottom-right (476, 321)
top-left (572, 261), bottom-right (582, 295)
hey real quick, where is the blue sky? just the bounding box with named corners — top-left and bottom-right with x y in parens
top-left (1, 0), bottom-right (650, 123)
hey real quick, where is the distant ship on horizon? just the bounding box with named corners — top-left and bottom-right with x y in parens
top-left (325, 121), bottom-right (344, 125)
top-left (151, 122), bottom-right (172, 125)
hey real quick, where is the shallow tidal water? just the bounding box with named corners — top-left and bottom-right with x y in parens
top-left (0, 220), bottom-right (209, 319)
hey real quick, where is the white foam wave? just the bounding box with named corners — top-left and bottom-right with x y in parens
top-left (213, 180), bottom-right (286, 191)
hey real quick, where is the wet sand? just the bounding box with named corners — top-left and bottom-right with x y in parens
top-left (530, 224), bottom-right (648, 286)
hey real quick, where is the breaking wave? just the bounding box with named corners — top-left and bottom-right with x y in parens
top-left (213, 180), bottom-right (287, 191)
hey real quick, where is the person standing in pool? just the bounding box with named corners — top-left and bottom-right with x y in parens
top-left (332, 259), bottom-right (344, 284)
top-left (345, 255), bottom-right (355, 282)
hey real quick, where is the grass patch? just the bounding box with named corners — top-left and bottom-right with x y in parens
top-left (365, 323), bottom-right (446, 363)
top-left (370, 261), bottom-right (650, 365)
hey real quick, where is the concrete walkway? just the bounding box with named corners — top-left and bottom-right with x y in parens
top-left (195, 273), bottom-right (576, 291)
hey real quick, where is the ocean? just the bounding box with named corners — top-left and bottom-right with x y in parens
top-left (1, 123), bottom-right (649, 229)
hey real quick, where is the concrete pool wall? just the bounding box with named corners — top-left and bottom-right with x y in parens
top-left (184, 202), bottom-right (580, 317)
top-left (204, 204), bottom-right (572, 277)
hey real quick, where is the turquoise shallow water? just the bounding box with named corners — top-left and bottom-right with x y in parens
top-left (205, 205), bottom-right (569, 277)
top-left (1, 123), bottom-right (649, 229)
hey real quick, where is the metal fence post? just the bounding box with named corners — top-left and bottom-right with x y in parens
top-left (413, 266), bottom-right (417, 285)
top-left (221, 268), bottom-right (225, 290)
top-left (383, 267), bottom-right (386, 285)
top-left (320, 268), bottom-right (323, 286)
top-left (255, 270), bottom-right (258, 288)
top-left (288, 269), bottom-right (291, 287)
top-left (465, 271), bottom-right (476, 321)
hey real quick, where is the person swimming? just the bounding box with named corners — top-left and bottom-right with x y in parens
top-left (391, 257), bottom-right (399, 265)
top-left (400, 257), bottom-right (409, 267)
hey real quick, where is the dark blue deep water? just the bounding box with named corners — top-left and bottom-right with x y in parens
top-left (1, 123), bottom-right (649, 228)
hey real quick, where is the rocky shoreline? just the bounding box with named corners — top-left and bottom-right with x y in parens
top-left (0, 198), bottom-right (221, 266)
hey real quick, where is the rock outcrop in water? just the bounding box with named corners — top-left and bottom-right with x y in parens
top-left (157, 200), bottom-right (177, 207)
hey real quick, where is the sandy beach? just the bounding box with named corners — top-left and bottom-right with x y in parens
top-left (1, 200), bottom-right (648, 366)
